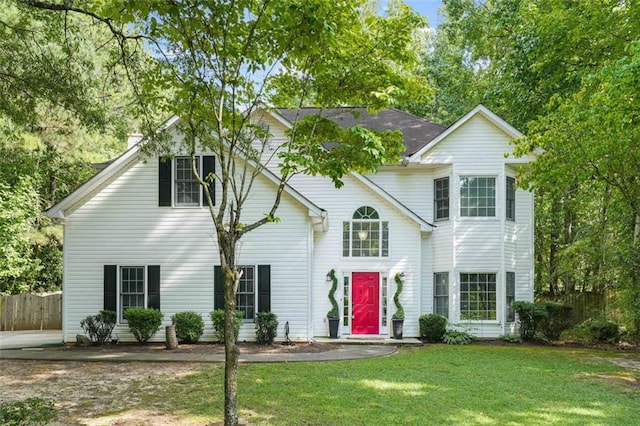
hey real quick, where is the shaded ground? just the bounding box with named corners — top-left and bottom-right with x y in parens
top-left (50, 341), bottom-right (340, 355)
top-left (0, 359), bottom-right (208, 425)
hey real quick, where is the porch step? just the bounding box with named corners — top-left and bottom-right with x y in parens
top-left (314, 337), bottom-right (423, 347)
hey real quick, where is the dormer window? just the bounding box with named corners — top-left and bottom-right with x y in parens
top-left (342, 206), bottom-right (389, 257)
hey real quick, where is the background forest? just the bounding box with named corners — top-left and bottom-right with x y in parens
top-left (1, 0), bottom-right (638, 334)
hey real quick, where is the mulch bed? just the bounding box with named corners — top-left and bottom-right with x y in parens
top-left (51, 341), bottom-right (341, 354)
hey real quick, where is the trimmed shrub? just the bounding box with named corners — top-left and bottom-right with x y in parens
top-left (255, 312), bottom-right (279, 345)
top-left (419, 314), bottom-right (448, 342)
top-left (210, 309), bottom-right (244, 343)
top-left (513, 301), bottom-right (548, 340)
top-left (443, 329), bottom-right (474, 345)
top-left (80, 310), bottom-right (116, 344)
top-left (171, 311), bottom-right (205, 343)
top-left (588, 319), bottom-right (619, 343)
top-left (124, 308), bottom-right (163, 343)
top-left (0, 397), bottom-right (58, 425)
top-left (537, 302), bottom-right (573, 340)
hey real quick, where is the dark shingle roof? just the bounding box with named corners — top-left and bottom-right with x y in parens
top-left (276, 107), bottom-right (445, 156)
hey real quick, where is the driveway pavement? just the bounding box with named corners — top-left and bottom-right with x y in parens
top-left (0, 330), bottom-right (63, 350)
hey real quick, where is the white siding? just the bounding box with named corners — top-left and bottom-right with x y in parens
top-left (286, 172), bottom-right (423, 338)
top-left (61, 107), bottom-right (534, 341)
top-left (63, 154), bottom-right (312, 343)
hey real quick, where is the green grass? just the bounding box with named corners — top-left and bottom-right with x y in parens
top-left (137, 345), bottom-right (639, 425)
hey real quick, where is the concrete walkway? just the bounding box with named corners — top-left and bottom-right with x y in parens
top-left (0, 330), bottom-right (422, 363)
top-left (0, 344), bottom-right (398, 363)
top-left (0, 330), bottom-right (63, 350)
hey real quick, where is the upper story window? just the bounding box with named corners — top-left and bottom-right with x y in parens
top-left (434, 177), bottom-right (450, 221)
top-left (175, 157), bottom-right (200, 206)
top-left (158, 156), bottom-right (215, 207)
top-left (343, 206), bottom-right (389, 257)
top-left (460, 177), bottom-right (496, 217)
top-left (506, 176), bottom-right (516, 221)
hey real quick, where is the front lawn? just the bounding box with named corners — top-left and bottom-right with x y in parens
top-left (154, 344), bottom-right (638, 425)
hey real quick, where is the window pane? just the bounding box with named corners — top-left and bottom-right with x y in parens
top-left (434, 272), bottom-right (449, 318)
top-left (343, 222), bottom-right (350, 257)
top-left (460, 273), bottom-right (496, 320)
top-left (346, 208), bottom-right (388, 258)
top-left (434, 177), bottom-right (450, 220)
top-left (343, 276), bottom-right (350, 326)
top-left (506, 177), bottom-right (516, 221)
top-left (237, 266), bottom-right (255, 320)
top-left (506, 272), bottom-right (516, 322)
top-left (460, 177), bottom-right (496, 217)
top-left (175, 157), bottom-right (200, 206)
top-left (120, 266), bottom-right (145, 322)
top-left (381, 276), bottom-right (388, 327)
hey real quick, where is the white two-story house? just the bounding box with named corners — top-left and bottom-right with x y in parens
top-left (46, 104), bottom-right (534, 342)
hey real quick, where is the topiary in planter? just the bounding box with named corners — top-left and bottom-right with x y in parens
top-left (171, 311), bottom-right (205, 343)
top-left (124, 308), bottom-right (163, 343)
top-left (392, 272), bottom-right (405, 319)
top-left (327, 269), bottom-right (339, 319)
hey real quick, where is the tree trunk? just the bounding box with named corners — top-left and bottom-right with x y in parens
top-left (223, 261), bottom-right (240, 426)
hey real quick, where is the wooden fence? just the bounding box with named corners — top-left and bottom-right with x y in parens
top-left (0, 292), bottom-right (62, 331)
top-left (536, 292), bottom-right (608, 324)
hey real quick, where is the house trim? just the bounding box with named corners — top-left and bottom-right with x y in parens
top-left (409, 104), bottom-right (524, 163)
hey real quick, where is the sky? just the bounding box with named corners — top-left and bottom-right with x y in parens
top-left (381, 0), bottom-right (444, 27)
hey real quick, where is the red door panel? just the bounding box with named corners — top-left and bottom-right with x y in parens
top-left (352, 272), bottom-right (379, 334)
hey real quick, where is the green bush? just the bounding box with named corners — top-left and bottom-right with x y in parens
top-left (501, 334), bottom-right (522, 344)
top-left (419, 314), bottom-right (448, 342)
top-left (588, 319), bottom-right (619, 343)
top-left (513, 301), bottom-right (548, 340)
top-left (210, 309), bottom-right (244, 342)
top-left (537, 302), bottom-right (573, 340)
top-left (0, 397), bottom-right (58, 425)
top-left (171, 311), bottom-right (204, 343)
top-left (124, 308), bottom-right (163, 343)
top-left (255, 312), bottom-right (279, 345)
top-left (80, 310), bottom-right (116, 344)
top-left (560, 323), bottom-right (592, 344)
top-left (443, 329), bottom-right (474, 345)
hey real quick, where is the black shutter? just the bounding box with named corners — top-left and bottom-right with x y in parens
top-left (202, 155), bottom-right (216, 206)
top-left (147, 265), bottom-right (161, 310)
top-left (158, 158), bottom-right (172, 206)
top-left (104, 265), bottom-right (117, 312)
top-left (214, 265), bottom-right (224, 310)
top-left (258, 265), bottom-right (271, 313)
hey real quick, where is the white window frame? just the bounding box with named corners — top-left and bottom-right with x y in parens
top-left (342, 206), bottom-right (389, 258)
top-left (118, 265), bottom-right (148, 323)
top-left (174, 156), bottom-right (202, 207)
top-left (433, 272), bottom-right (449, 319)
top-left (459, 272), bottom-right (497, 321)
top-left (434, 177), bottom-right (450, 221)
top-left (460, 176), bottom-right (497, 218)
top-left (237, 265), bottom-right (256, 321)
top-left (506, 272), bottom-right (516, 322)
top-left (506, 176), bottom-right (516, 221)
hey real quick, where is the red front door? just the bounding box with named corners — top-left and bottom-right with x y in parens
top-left (352, 272), bottom-right (380, 334)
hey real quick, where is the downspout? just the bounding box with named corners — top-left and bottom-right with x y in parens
top-left (307, 221), bottom-right (314, 342)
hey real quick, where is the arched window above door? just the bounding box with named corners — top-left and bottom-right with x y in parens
top-left (343, 206), bottom-right (389, 257)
